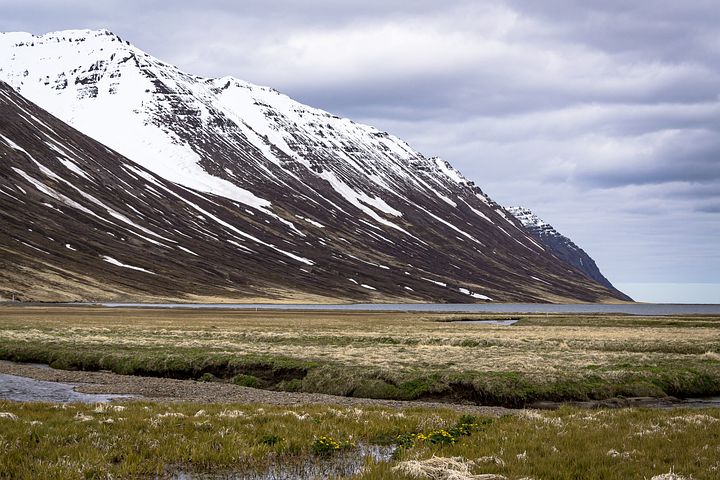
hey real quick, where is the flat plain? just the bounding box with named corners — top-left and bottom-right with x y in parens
top-left (0, 305), bottom-right (719, 479)
top-left (0, 306), bottom-right (718, 404)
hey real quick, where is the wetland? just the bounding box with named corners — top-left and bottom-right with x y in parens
top-left (0, 305), bottom-right (718, 479)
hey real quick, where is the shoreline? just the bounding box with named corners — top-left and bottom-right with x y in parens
top-left (3, 301), bottom-right (720, 316)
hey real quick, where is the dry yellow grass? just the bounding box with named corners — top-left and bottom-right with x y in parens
top-left (0, 306), bottom-right (718, 403)
top-left (1, 307), bottom-right (717, 376)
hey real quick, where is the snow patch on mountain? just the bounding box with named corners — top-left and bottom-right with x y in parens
top-left (0, 29), bottom-right (468, 235)
top-left (0, 31), bottom-right (277, 212)
top-left (0, 30), bottom-right (631, 303)
top-left (101, 255), bottom-right (155, 274)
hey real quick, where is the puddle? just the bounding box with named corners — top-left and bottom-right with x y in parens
top-left (456, 319), bottom-right (518, 326)
top-left (171, 444), bottom-right (395, 479)
top-left (0, 373), bottom-right (131, 403)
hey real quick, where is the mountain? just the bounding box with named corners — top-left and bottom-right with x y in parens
top-left (0, 29), bottom-right (629, 303)
top-left (507, 207), bottom-right (632, 301)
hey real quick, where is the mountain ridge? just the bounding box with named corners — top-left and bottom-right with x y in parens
top-left (507, 206), bottom-right (632, 301)
top-left (0, 29), bottom-right (630, 303)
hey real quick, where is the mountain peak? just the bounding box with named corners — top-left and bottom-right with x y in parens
top-left (1, 28), bottom-right (124, 45)
top-left (506, 206), bottom-right (550, 230)
top-left (507, 206), bottom-right (631, 300)
top-left (0, 30), bottom-right (631, 303)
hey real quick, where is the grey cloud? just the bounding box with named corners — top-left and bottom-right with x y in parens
top-left (573, 131), bottom-right (720, 187)
top-left (1, 0), bottom-right (719, 292)
top-left (505, 0), bottom-right (720, 54)
top-left (697, 204), bottom-right (720, 213)
top-left (664, 183), bottom-right (720, 201)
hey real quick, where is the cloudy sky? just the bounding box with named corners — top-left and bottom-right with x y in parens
top-left (2, 0), bottom-right (719, 302)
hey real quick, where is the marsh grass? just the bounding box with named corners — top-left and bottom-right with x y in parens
top-left (0, 307), bottom-right (719, 405)
top-left (0, 400), bottom-right (449, 479)
top-left (0, 401), bottom-right (718, 479)
top-left (373, 407), bottom-right (720, 480)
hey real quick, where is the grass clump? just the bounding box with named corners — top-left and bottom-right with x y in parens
top-left (259, 434), bottom-right (283, 446)
top-left (232, 374), bottom-right (260, 387)
top-left (275, 378), bottom-right (303, 391)
top-left (312, 435), bottom-right (354, 456)
top-left (396, 415), bottom-right (490, 449)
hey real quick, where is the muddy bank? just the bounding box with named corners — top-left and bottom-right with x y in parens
top-left (0, 361), bottom-right (509, 414)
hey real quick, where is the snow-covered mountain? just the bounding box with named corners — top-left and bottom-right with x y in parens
top-left (0, 29), bottom-right (629, 303)
top-left (507, 207), bottom-right (631, 301)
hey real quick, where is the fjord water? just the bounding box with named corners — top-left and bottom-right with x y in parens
top-left (100, 303), bottom-right (720, 315)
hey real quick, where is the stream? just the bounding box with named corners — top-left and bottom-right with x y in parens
top-left (0, 373), bottom-right (131, 403)
top-left (1, 370), bottom-right (718, 408)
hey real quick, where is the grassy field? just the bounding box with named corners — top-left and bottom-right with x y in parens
top-left (1, 306), bottom-right (719, 478)
top-left (0, 400), bottom-right (718, 479)
top-left (0, 306), bottom-right (718, 406)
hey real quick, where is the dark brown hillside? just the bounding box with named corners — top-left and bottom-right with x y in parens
top-left (0, 77), bottom-right (625, 303)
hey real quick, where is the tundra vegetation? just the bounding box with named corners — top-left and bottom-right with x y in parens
top-left (0, 401), bottom-right (718, 479)
top-left (0, 307), bottom-right (718, 405)
top-left (0, 307), bottom-right (718, 478)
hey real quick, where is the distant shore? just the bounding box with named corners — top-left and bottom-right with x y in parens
top-left (6, 300), bottom-right (720, 316)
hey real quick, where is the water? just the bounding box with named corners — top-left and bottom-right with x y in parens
top-left (172, 444), bottom-right (395, 479)
top-left (531, 396), bottom-right (720, 410)
top-left (0, 373), bottom-right (131, 403)
top-left (99, 302), bottom-right (720, 315)
top-left (680, 397), bottom-right (720, 408)
top-left (455, 319), bottom-right (518, 325)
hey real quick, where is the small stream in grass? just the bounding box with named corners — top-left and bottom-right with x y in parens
top-left (1, 370), bottom-right (719, 478)
top-left (452, 319), bottom-right (519, 325)
top-left (0, 373), bottom-right (131, 403)
top-left (1, 370), bottom-right (719, 408)
top-left (170, 444), bottom-right (396, 479)
top-left (680, 397), bottom-right (720, 408)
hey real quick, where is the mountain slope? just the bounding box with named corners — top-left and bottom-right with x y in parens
top-left (507, 207), bottom-right (632, 301)
top-left (0, 29), bottom-right (629, 303)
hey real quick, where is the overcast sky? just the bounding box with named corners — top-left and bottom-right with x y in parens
top-left (2, 1), bottom-right (719, 302)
